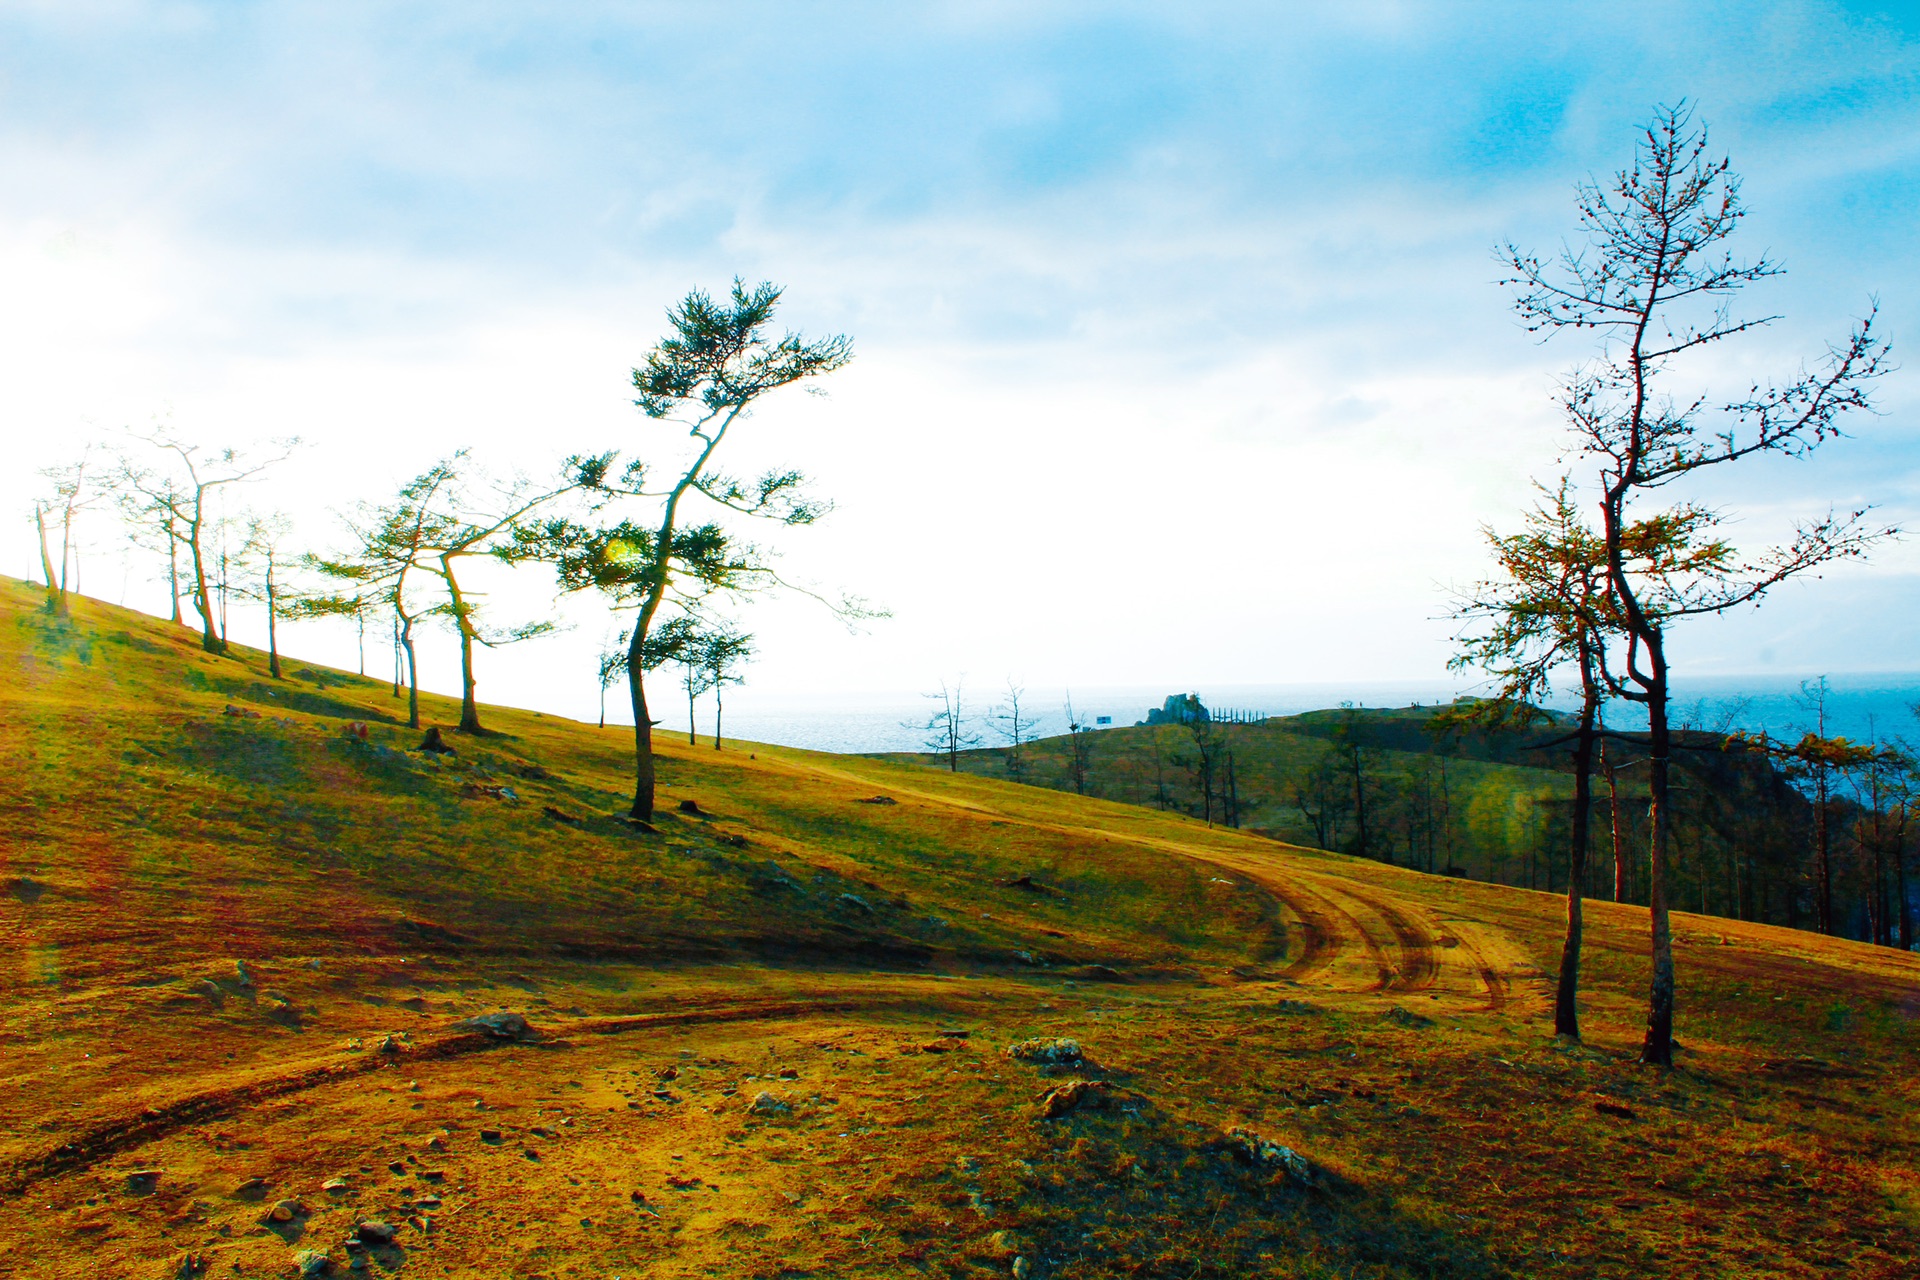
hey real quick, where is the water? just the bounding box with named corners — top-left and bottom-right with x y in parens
top-left (693, 674), bottom-right (1920, 755)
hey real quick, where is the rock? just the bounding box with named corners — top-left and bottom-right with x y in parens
top-left (387, 1161), bottom-right (407, 1175)
top-left (937, 1028), bottom-right (971, 1039)
top-left (1004, 1037), bottom-right (1084, 1065)
top-left (231, 1176), bottom-right (268, 1199)
top-left (222, 703), bottom-right (262, 718)
top-left (837, 893), bottom-right (873, 913)
top-left (426, 1136), bottom-right (448, 1152)
top-left (1383, 1006), bottom-right (1435, 1029)
top-left (920, 1040), bottom-right (954, 1054)
top-left (1221, 1128), bottom-right (1323, 1187)
top-left (452, 1011), bottom-right (534, 1040)
top-left (234, 960), bottom-right (255, 987)
top-left (655, 1065), bottom-right (679, 1081)
top-left (292, 1250), bottom-right (330, 1277)
top-left (1036, 1079), bottom-right (1111, 1119)
top-left (322, 1178), bottom-right (350, 1193)
top-left (418, 727), bottom-right (456, 755)
top-left (479, 1129), bottom-right (503, 1142)
top-left (124, 1169), bottom-right (162, 1193)
top-left (1593, 1100), bottom-right (1635, 1119)
top-left (264, 1198), bottom-right (305, 1223)
top-left (855, 795), bottom-right (897, 805)
top-left (1012, 1257), bottom-right (1033, 1280)
top-left (678, 798), bottom-right (702, 814)
top-left (777, 1067), bottom-right (799, 1079)
top-left (195, 978), bottom-right (225, 1006)
top-left (171, 1251), bottom-right (208, 1277)
top-left (748, 1092), bottom-right (792, 1116)
top-left (356, 1221), bottom-right (396, 1245)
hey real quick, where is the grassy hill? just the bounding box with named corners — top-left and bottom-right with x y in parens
top-left (3, 575), bottom-right (1919, 1279)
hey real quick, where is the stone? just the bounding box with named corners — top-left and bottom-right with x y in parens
top-left (837, 893), bottom-right (873, 912)
top-left (452, 1011), bottom-right (534, 1040)
top-left (322, 1178), bottom-right (350, 1193)
top-left (356, 1220), bottom-right (396, 1245)
top-left (1012, 1257), bottom-right (1033, 1280)
top-left (264, 1199), bottom-right (304, 1223)
top-left (777, 1067), bottom-right (798, 1079)
top-left (1221, 1128), bottom-right (1321, 1186)
top-left (1036, 1079), bottom-right (1111, 1119)
top-left (1382, 1006), bottom-right (1435, 1029)
top-left (426, 1136), bottom-right (448, 1152)
top-left (678, 798), bottom-right (702, 814)
top-left (234, 960), bottom-right (254, 987)
top-left (292, 1250), bottom-right (330, 1277)
top-left (479, 1128), bottom-right (503, 1142)
top-left (231, 1176), bottom-right (268, 1198)
top-left (855, 795), bottom-right (897, 805)
top-left (1004, 1038), bottom-right (1084, 1065)
top-left (748, 1092), bottom-right (792, 1116)
top-left (124, 1169), bottom-right (162, 1193)
top-left (418, 727), bottom-right (455, 754)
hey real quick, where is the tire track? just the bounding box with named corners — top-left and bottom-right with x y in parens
top-left (1, 995), bottom-right (880, 1196)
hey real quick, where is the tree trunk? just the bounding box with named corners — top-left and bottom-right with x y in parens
top-left (167, 531), bottom-right (183, 624)
top-left (714, 687), bottom-right (723, 750)
top-left (35, 506), bottom-right (58, 593)
top-left (686, 667), bottom-right (698, 746)
top-left (1556, 681), bottom-right (1597, 1039)
top-left (1814, 768), bottom-right (1833, 935)
top-left (439, 559), bottom-right (484, 735)
top-left (627, 654), bottom-right (656, 820)
top-left (399, 614), bottom-right (421, 730)
top-left (265, 557), bottom-right (282, 680)
top-left (1641, 642), bottom-right (1676, 1067)
top-left (187, 499), bottom-right (223, 655)
top-left (391, 618), bottom-right (402, 698)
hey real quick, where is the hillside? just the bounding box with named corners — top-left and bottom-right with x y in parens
top-left (887, 703), bottom-right (1820, 929)
top-left (3, 576), bottom-right (1919, 1279)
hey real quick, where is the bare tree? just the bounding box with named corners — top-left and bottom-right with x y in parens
top-left (119, 431), bottom-right (296, 655)
top-left (33, 445), bottom-right (102, 614)
top-left (229, 513), bottom-right (298, 680)
top-left (1063, 692), bottom-right (1099, 797)
top-left (1501, 103), bottom-right (1894, 1066)
top-left (921, 678), bottom-right (981, 772)
top-left (994, 679), bottom-right (1041, 781)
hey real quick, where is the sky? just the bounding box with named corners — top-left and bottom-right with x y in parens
top-left (3, 1), bottom-right (1917, 729)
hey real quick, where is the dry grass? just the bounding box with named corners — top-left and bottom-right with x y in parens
top-left (2, 577), bottom-right (1917, 1278)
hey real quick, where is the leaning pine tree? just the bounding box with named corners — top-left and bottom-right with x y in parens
top-left (532, 281), bottom-right (860, 822)
top-left (1502, 103), bottom-right (1893, 1066)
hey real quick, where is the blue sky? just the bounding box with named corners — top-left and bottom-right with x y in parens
top-left (2, 1), bottom-right (1916, 716)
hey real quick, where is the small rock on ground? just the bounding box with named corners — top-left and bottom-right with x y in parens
top-left (1005, 1037), bottom-right (1084, 1064)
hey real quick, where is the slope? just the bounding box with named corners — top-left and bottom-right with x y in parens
top-left (2, 577), bottom-right (1917, 1279)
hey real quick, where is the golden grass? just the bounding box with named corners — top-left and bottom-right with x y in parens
top-left (2, 576), bottom-right (1917, 1278)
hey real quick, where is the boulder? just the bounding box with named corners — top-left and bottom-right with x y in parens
top-left (452, 1011), bottom-right (534, 1041)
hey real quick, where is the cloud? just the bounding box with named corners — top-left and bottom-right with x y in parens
top-left (1, 1), bottom-right (1915, 720)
